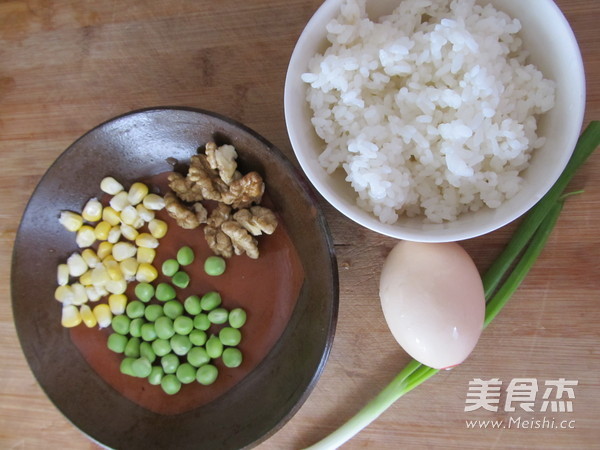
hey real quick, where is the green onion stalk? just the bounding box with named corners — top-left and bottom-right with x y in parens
top-left (306, 121), bottom-right (600, 450)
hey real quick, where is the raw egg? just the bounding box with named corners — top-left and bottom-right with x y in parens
top-left (379, 241), bottom-right (485, 369)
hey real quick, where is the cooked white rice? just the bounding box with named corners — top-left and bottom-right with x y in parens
top-left (302, 0), bottom-right (555, 224)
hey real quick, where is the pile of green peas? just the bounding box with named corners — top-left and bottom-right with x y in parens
top-left (105, 246), bottom-right (246, 395)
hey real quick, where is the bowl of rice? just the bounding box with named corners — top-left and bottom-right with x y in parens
top-left (284, 0), bottom-right (585, 242)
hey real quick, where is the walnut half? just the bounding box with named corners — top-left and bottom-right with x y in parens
top-left (168, 172), bottom-right (204, 203)
top-left (205, 142), bottom-right (239, 185)
top-left (187, 154), bottom-right (229, 202)
top-left (233, 206), bottom-right (278, 236)
top-left (204, 225), bottom-right (234, 259)
top-left (164, 192), bottom-right (207, 229)
top-left (221, 221), bottom-right (259, 259)
top-left (221, 171), bottom-right (265, 209)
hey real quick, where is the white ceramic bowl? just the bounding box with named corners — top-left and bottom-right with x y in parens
top-left (284, 0), bottom-right (585, 242)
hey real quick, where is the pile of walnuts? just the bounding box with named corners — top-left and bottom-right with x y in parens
top-left (164, 142), bottom-right (278, 259)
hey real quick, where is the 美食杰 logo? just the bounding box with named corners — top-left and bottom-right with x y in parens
top-left (463, 378), bottom-right (578, 430)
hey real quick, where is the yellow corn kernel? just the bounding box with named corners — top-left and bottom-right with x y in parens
top-left (81, 248), bottom-right (100, 269)
top-left (67, 253), bottom-right (88, 277)
top-left (148, 219), bottom-right (168, 239)
top-left (94, 221), bottom-right (112, 241)
top-left (102, 206), bottom-right (121, 226)
top-left (90, 264), bottom-right (110, 286)
top-left (121, 205), bottom-right (144, 229)
top-left (85, 285), bottom-right (103, 302)
top-left (79, 269), bottom-right (93, 287)
top-left (135, 233), bottom-right (159, 249)
top-left (62, 304), bottom-right (82, 328)
top-left (59, 211), bottom-right (84, 232)
top-left (120, 205), bottom-right (139, 226)
top-left (57, 264), bottom-right (70, 286)
top-left (108, 294), bottom-right (127, 315)
top-left (136, 263), bottom-right (158, 283)
top-left (120, 223), bottom-right (139, 241)
top-left (136, 204), bottom-right (155, 223)
top-left (105, 279), bottom-right (127, 295)
top-left (79, 304), bottom-right (97, 328)
top-left (97, 241), bottom-right (114, 260)
top-left (76, 225), bottom-right (96, 248)
top-left (132, 217), bottom-right (145, 229)
top-left (102, 254), bottom-right (115, 263)
top-left (112, 241), bottom-right (137, 262)
top-left (109, 191), bottom-right (130, 212)
top-left (142, 193), bottom-right (165, 211)
top-left (136, 246), bottom-right (156, 264)
top-left (128, 182), bottom-right (149, 206)
top-left (71, 283), bottom-right (88, 306)
top-left (104, 259), bottom-right (123, 281)
top-left (93, 304), bottom-right (112, 328)
top-left (107, 226), bottom-right (122, 244)
top-left (82, 197), bottom-right (103, 222)
top-left (55, 285), bottom-right (74, 304)
top-left (100, 176), bottom-right (124, 195)
top-left (120, 257), bottom-right (139, 281)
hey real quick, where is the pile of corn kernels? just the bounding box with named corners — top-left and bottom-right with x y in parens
top-left (55, 177), bottom-right (167, 329)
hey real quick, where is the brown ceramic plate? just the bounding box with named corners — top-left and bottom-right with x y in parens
top-left (11, 107), bottom-right (338, 449)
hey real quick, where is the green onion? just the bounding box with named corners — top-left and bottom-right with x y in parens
top-left (306, 121), bottom-right (599, 450)
top-left (482, 121), bottom-right (600, 298)
top-left (484, 201), bottom-right (563, 327)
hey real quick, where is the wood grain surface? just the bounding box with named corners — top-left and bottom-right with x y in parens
top-left (1, 1), bottom-right (598, 448)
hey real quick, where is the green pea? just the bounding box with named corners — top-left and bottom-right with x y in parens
top-left (172, 271), bottom-right (190, 289)
top-left (196, 364), bottom-right (218, 385)
top-left (204, 256), bottom-right (226, 276)
top-left (154, 316), bottom-right (175, 340)
top-left (189, 329), bottom-right (207, 346)
top-left (187, 346), bottom-right (210, 367)
top-left (124, 337), bottom-right (141, 358)
top-left (144, 304), bottom-right (164, 322)
top-left (176, 363), bottom-right (196, 384)
top-left (219, 327), bottom-right (242, 346)
top-left (161, 353), bottom-right (180, 374)
top-left (177, 246), bottom-right (195, 266)
top-left (132, 357), bottom-right (152, 378)
top-left (222, 348), bottom-right (243, 368)
top-left (228, 308), bottom-right (247, 329)
top-left (111, 314), bottom-right (131, 335)
top-left (148, 366), bottom-right (164, 386)
top-left (155, 283), bottom-right (176, 302)
top-left (126, 300), bottom-right (145, 319)
top-left (205, 335), bottom-right (223, 359)
top-left (200, 291), bottom-right (222, 311)
top-left (161, 374), bottom-right (181, 395)
top-left (139, 341), bottom-right (156, 363)
top-left (208, 308), bottom-right (228, 325)
top-left (174, 316), bottom-right (194, 335)
top-left (170, 334), bottom-right (192, 356)
top-left (107, 333), bottom-right (128, 353)
top-left (129, 318), bottom-right (144, 338)
top-left (193, 313), bottom-right (211, 331)
top-left (120, 357), bottom-right (136, 376)
top-left (135, 282), bottom-right (155, 302)
top-left (151, 338), bottom-right (171, 357)
top-left (162, 259), bottom-right (180, 277)
top-left (163, 300), bottom-right (184, 319)
top-left (141, 322), bottom-right (158, 341)
top-left (184, 295), bottom-right (202, 315)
